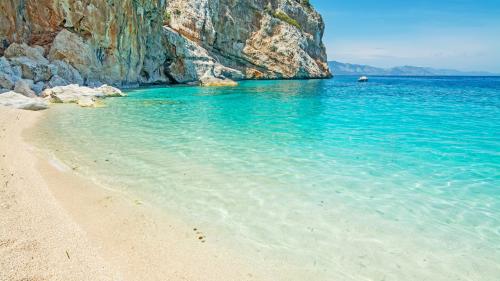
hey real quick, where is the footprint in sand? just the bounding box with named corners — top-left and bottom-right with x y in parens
top-left (193, 228), bottom-right (206, 243)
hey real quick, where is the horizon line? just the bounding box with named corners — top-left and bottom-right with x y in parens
top-left (328, 60), bottom-right (500, 75)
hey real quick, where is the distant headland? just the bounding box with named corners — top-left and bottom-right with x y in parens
top-left (329, 61), bottom-right (499, 76)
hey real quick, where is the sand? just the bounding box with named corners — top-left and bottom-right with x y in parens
top-left (0, 106), bottom-right (265, 281)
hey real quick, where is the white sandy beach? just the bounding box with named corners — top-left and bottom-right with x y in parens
top-left (0, 106), bottom-right (265, 281)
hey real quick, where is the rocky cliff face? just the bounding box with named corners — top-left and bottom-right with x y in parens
top-left (0, 0), bottom-right (169, 87)
top-left (0, 0), bottom-right (330, 91)
top-left (164, 0), bottom-right (331, 81)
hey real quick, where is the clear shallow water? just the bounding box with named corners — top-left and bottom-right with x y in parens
top-left (33, 77), bottom-right (500, 280)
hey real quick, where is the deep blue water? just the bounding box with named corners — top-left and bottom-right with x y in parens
top-left (34, 76), bottom-right (500, 280)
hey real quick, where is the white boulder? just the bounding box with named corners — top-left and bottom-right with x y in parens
top-left (42, 84), bottom-right (100, 103)
top-left (41, 84), bottom-right (125, 106)
top-left (96, 85), bottom-right (125, 97)
top-left (76, 96), bottom-right (98, 107)
top-left (0, 91), bottom-right (49, 111)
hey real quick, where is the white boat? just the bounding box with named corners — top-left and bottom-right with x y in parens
top-left (358, 76), bottom-right (368, 82)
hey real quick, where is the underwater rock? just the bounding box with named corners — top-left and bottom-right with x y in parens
top-left (200, 76), bottom-right (238, 87)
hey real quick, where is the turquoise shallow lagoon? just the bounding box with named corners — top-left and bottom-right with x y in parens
top-left (34, 77), bottom-right (500, 280)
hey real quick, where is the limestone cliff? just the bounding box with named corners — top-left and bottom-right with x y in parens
top-left (165, 0), bottom-right (330, 80)
top-left (0, 0), bottom-right (330, 90)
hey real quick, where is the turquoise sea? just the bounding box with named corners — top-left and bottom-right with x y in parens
top-left (33, 76), bottom-right (500, 280)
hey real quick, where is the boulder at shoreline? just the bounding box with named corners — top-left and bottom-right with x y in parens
top-left (0, 84), bottom-right (125, 110)
top-left (41, 84), bottom-right (126, 108)
top-left (0, 92), bottom-right (49, 111)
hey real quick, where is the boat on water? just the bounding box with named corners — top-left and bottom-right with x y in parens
top-left (358, 76), bottom-right (368, 82)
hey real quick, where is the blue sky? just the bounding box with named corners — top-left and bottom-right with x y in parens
top-left (311, 0), bottom-right (500, 72)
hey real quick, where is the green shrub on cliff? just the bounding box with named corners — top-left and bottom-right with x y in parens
top-left (272, 11), bottom-right (301, 29)
top-left (163, 11), bottom-right (171, 25)
top-left (299, 0), bottom-right (313, 12)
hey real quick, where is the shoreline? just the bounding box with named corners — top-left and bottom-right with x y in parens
top-left (0, 106), bottom-right (266, 281)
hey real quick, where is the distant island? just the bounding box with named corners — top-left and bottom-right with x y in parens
top-left (329, 61), bottom-right (499, 76)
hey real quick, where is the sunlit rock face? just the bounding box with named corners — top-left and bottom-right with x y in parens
top-left (0, 0), bottom-right (330, 87)
top-left (165, 0), bottom-right (331, 80)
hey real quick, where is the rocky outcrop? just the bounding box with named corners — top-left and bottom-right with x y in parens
top-left (14, 79), bottom-right (36, 97)
top-left (0, 43), bottom-right (103, 95)
top-left (163, 27), bottom-right (243, 85)
top-left (0, 57), bottom-right (21, 90)
top-left (0, 0), bottom-right (330, 87)
top-left (49, 60), bottom-right (84, 86)
top-left (0, 0), bottom-right (169, 86)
